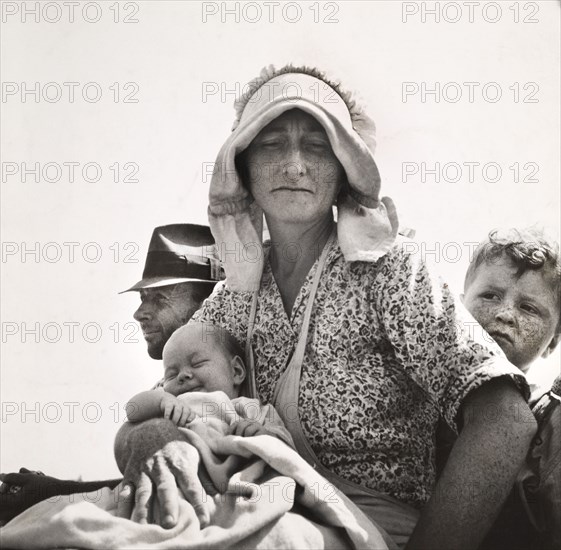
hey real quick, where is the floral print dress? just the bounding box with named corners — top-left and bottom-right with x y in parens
top-left (192, 237), bottom-right (528, 508)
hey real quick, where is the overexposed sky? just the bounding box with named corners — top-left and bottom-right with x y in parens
top-left (1, 0), bottom-right (560, 479)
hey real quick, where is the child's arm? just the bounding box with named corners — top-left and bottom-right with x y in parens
top-left (126, 390), bottom-right (166, 423)
top-left (126, 390), bottom-right (196, 426)
top-left (230, 419), bottom-right (294, 447)
top-left (230, 402), bottom-right (295, 447)
top-left (230, 419), bottom-right (269, 437)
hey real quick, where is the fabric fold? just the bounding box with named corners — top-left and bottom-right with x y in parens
top-left (0, 392), bottom-right (393, 549)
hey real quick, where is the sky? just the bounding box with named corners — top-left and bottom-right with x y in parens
top-left (1, 0), bottom-right (560, 480)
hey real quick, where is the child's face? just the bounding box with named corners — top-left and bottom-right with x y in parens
top-left (162, 326), bottom-right (245, 399)
top-left (463, 255), bottom-right (560, 372)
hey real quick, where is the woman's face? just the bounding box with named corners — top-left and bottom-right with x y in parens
top-left (243, 109), bottom-right (346, 225)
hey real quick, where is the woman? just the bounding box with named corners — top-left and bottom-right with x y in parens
top-left (116, 65), bottom-right (536, 549)
top-left (197, 65), bottom-right (536, 548)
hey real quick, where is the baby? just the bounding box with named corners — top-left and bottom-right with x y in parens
top-left (126, 322), bottom-right (293, 445)
top-left (462, 227), bottom-right (560, 549)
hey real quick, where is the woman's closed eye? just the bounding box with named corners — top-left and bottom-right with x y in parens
top-left (305, 139), bottom-right (330, 151)
top-left (255, 134), bottom-right (285, 149)
top-left (261, 139), bottom-right (283, 148)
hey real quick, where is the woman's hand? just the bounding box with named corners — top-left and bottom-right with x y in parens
top-left (114, 418), bottom-right (210, 529)
top-left (230, 419), bottom-right (268, 437)
top-left (160, 393), bottom-right (196, 426)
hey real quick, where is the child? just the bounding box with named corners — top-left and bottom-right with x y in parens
top-left (126, 322), bottom-right (293, 446)
top-left (462, 227), bottom-right (560, 549)
top-left (462, 227), bottom-right (560, 373)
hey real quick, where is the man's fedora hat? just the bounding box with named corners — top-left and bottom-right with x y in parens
top-left (120, 224), bottom-right (224, 293)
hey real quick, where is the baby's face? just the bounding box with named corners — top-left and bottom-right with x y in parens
top-left (463, 256), bottom-right (560, 372)
top-left (162, 326), bottom-right (243, 399)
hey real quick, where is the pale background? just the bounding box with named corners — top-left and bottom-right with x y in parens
top-left (1, 0), bottom-right (559, 479)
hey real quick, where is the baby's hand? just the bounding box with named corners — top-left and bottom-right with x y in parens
top-left (160, 394), bottom-right (196, 426)
top-left (230, 419), bottom-right (267, 437)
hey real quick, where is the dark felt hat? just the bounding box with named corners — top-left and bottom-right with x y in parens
top-left (120, 224), bottom-right (224, 293)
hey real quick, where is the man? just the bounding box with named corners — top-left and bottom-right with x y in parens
top-left (0, 224), bottom-right (222, 524)
top-left (123, 223), bottom-right (222, 361)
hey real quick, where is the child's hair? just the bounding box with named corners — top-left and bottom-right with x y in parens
top-left (167, 322), bottom-right (245, 362)
top-left (210, 324), bottom-right (245, 361)
top-left (465, 227), bottom-right (561, 325)
top-left (465, 227), bottom-right (560, 284)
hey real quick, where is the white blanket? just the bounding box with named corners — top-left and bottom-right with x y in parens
top-left (0, 393), bottom-right (392, 549)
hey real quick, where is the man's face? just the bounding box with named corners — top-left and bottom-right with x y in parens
top-left (463, 256), bottom-right (560, 372)
top-left (133, 283), bottom-right (201, 359)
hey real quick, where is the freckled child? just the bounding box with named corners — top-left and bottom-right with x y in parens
top-left (462, 228), bottom-right (560, 549)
